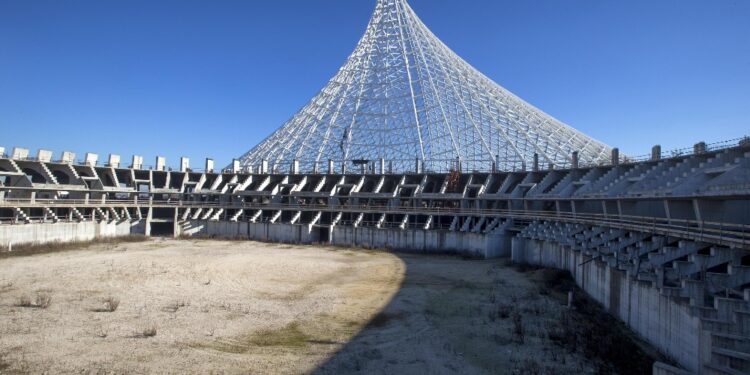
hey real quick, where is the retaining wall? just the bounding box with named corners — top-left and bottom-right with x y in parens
top-left (511, 237), bottom-right (705, 373)
top-left (181, 221), bottom-right (512, 258)
top-left (0, 221), bottom-right (140, 247)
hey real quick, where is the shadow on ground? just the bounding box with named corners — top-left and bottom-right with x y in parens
top-left (310, 252), bottom-right (660, 375)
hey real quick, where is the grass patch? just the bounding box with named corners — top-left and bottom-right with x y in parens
top-left (0, 235), bottom-right (148, 259)
top-left (195, 322), bottom-right (312, 354)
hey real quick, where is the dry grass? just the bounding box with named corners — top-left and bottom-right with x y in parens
top-left (0, 235), bottom-right (148, 259)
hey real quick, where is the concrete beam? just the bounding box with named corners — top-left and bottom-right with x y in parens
top-left (37, 149), bottom-right (53, 163)
top-left (60, 151), bottom-right (76, 164)
top-left (107, 154), bottom-right (121, 168)
top-left (131, 155), bottom-right (143, 169)
top-left (11, 147), bottom-right (29, 160)
top-left (180, 157), bottom-right (189, 173)
top-left (611, 148), bottom-right (620, 166)
top-left (84, 153), bottom-right (98, 166)
top-left (651, 145), bottom-right (661, 161)
top-left (155, 156), bottom-right (166, 171)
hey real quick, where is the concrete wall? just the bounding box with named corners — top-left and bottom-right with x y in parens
top-left (0, 221), bottom-right (140, 247)
top-left (331, 226), bottom-right (510, 258)
top-left (181, 221), bottom-right (513, 259)
top-left (180, 221), bottom-right (320, 244)
top-left (512, 237), bottom-right (704, 373)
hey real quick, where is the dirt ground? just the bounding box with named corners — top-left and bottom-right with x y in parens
top-left (0, 238), bottom-right (646, 374)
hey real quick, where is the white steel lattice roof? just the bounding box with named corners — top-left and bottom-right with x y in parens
top-left (237, 0), bottom-right (612, 172)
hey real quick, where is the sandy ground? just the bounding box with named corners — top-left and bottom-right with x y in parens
top-left (0, 239), bottom-right (602, 374)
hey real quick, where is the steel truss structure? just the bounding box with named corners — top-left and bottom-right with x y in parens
top-left (237, 0), bottom-right (612, 173)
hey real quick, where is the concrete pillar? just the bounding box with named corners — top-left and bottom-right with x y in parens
top-left (694, 142), bottom-right (706, 154)
top-left (379, 158), bottom-right (385, 174)
top-left (108, 154), bottom-right (121, 168)
top-left (651, 145), bottom-right (662, 161)
top-left (180, 157), bottom-right (190, 172)
top-left (155, 156), bottom-right (166, 171)
top-left (205, 158), bottom-right (214, 173)
top-left (261, 159), bottom-right (268, 174)
top-left (11, 147), bottom-right (29, 160)
top-left (131, 155), bottom-right (143, 169)
top-left (388, 160), bottom-right (393, 174)
top-left (341, 161), bottom-right (347, 175)
top-left (0, 146), bottom-right (5, 157)
top-left (359, 163), bottom-right (366, 175)
top-left (232, 159), bottom-right (240, 174)
top-left (611, 148), bottom-right (620, 166)
top-left (327, 159), bottom-right (334, 175)
top-left (494, 155), bottom-right (500, 173)
top-left (37, 149), bottom-right (53, 162)
top-left (571, 151), bottom-right (579, 169)
top-left (291, 159), bottom-right (299, 175)
top-left (85, 153), bottom-right (99, 166)
top-left (532, 153), bottom-right (539, 172)
top-left (415, 158), bottom-right (422, 174)
top-left (61, 151), bottom-right (75, 163)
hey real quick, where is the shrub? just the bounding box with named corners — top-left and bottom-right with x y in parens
top-left (15, 295), bottom-right (32, 307)
top-left (35, 293), bottom-right (52, 309)
top-left (141, 326), bottom-right (157, 338)
top-left (103, 296), bottom-right (120, 312)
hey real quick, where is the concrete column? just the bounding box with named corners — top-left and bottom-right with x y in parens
top-left (131, 155), bottom-right (143, 169)
top-left (651, 145), bottom-right (662, 161)
top-left (205, 158), bottom-right (214, 173)
top-left (388, 160), bottom-right (393, 174)
top-left (261, 159), bottom-right (268, 174)
top-left (694, 142), bottom-right (706, 154)
top-left (155, 156), bottom-right (166, 171)
top-left (180, 157), bottom-right (190, 172)
top-left (494, 155), bottom-right (500, 173)
top-left (415, 158), bottom-right (422, 174)
top-left (85, 153), bottom-right (98, 166)
top-left (108, 154), bottom-right (121, 168)
top-left (327, 159), bottom-right (334, 175)
top-left (291, 159), bottom-right (299, 175)
top-left (0, 146), bottom-right (4, 157)
top-left (11, 147), bottom-right (29, 160)
top-left (379, 158), bottom-right (385, 174)
top-left (232, 159), bottom-right (240, 174)
top-left (611, 148), bottom-right (620, 166)
top-left (692, 199), bottom-right (702, 226)
top-left (571, 151), bottom-right (579, 169)
top-left (664, 200), bottom-right (672, 223)
top-left (61, 151), bottom-right (76, 164)
top-left (37, 149), bottom-right (53, 162)
top-left (341, 161), bottom-right (347, 175)
top-left (532, 153), bottom-right (539, 172)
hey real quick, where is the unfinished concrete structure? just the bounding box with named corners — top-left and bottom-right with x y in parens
top-left (1, 0), bottom-right (748, 373)
top-left (1, 139), bottom-right (749, 374)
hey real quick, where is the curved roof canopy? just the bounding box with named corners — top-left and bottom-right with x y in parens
top-left (237, 0), bottom-right (612, 172)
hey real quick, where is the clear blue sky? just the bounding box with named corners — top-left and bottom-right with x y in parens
top-left (1, 0), bottom-right (748, 167)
